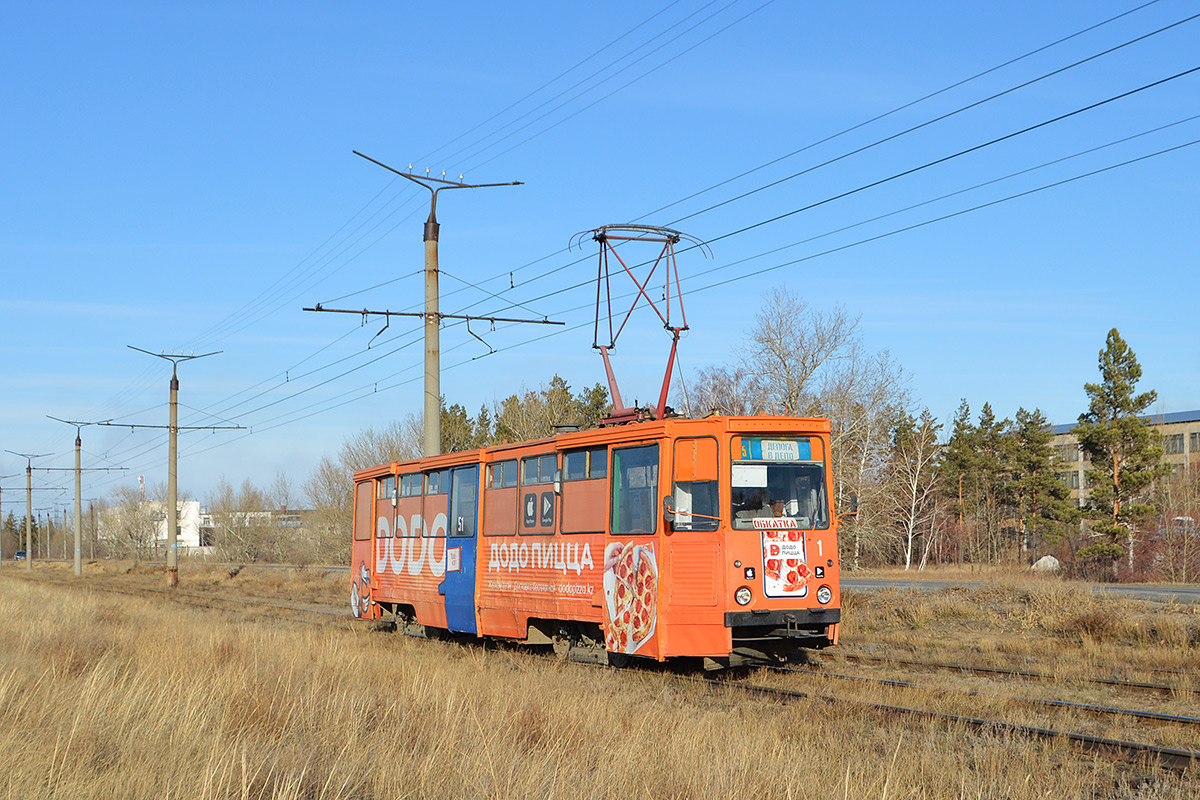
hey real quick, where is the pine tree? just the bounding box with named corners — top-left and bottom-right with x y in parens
top-left (440, 401), bottom-right (477, 453)
top-left (1074, 328), bottom-right (1169, 574)
top-left (1010, 407), bottom-right (1076, 562)
top-left (975, 403), bottom-right (1013, 564)
top-left (937, 399), bottom-right (979, 562)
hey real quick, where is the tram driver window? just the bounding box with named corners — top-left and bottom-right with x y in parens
top-left (730, 461), bottom-right (829, 530)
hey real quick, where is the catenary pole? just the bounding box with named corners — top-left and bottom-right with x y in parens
top-left (351, 151), bottom-right (522, 458)
top-left (125, 348), bottom-right (233, 588)
top-left (0, 475), bottom-right (15, 564)
top-left (42, 419), bottom-right (127, 576)
top-left (5, 453), bottom-right (51, 570)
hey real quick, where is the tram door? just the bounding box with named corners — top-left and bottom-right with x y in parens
top-left (665, 437), bottom-right (722, 616)
top-left (441, 465), bottom-right (479, 633)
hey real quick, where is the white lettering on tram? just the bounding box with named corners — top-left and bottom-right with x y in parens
top-left (487, 540), bottom-right (594, 576)
top-left (374, 513), bottom-right (450, 578)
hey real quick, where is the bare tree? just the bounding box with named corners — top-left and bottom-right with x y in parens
top-left (1151, 469), bottom-right (1200, 583)
top-left (102, 485), bottom-right (158, 560)
top-left (683, 284), bottom-right (910, 569)
top-left (206, 478), bottom-right (278, 562)
top-left (817, 347), bottom-right (909, 569)
top-left (270, 470), bottom-right (297, 512)
top-left (889, 410), bottom-right (942, 570)
top-left (304, 415), bottom-right (423, 565)
top-left (677, 364), bottom-right (763, 417)
top-left (739, 285), bottom-right (860, 415)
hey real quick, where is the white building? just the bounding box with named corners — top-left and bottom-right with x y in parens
top-left (100, 499), bottom-right (203, 552)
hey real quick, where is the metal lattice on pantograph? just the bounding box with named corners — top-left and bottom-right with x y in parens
top-left (570, 224), bottom-right (710, 426)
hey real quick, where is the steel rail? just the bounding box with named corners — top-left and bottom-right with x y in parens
top-left (723, 681), bottom-right (1200, 773)
top-left (836, 651), bottom-right (1181, 695)
top-left (839, 641), bottom-right (1200, 679)
top-left (774, 666), bottom-right (1200, 727)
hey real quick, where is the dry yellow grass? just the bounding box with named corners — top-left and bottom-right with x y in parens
top-left (1, 563), bottom-right (1197, 798)
top-left (842, 579), bottom-right (1200, 673)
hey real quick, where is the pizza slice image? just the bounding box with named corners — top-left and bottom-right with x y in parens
top-left (629, 547), bottom-right (658, 644)
top-left (603, 542), bottom-right (659, 655)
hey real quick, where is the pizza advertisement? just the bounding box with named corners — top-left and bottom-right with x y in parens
top-left (602, 541), bottom-right (659, 655)
top-left (761, 530), bottom-right (810, 598)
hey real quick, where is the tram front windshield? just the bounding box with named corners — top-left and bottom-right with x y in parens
top-left (731, 461), bottom-right (829, 530)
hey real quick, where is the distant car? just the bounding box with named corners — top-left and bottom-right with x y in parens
top-left (12, 551), bottom-right (27, 561)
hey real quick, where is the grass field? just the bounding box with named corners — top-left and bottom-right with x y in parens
top-left (0, 561), bottom-right (1196, 799)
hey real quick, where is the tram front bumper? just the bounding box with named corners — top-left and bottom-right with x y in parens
top-left (725, 608), bottom-right (840, 638)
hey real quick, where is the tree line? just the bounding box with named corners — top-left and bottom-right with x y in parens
top-left (679, 287), bottom-right (1188, 581)
top-left (60, 287), bottom-right (1193, 583)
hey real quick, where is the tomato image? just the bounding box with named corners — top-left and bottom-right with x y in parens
top-left (787, 531), bottom-right (802, 541)
top-left (765, 558), bottom-right (781, 579)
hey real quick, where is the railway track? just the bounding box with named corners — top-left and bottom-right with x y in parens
top-left (776, 665), bottom-right (1200, 727)
top-left (21, 573), bottom-right (352, 629)
top-left (841, 640), bottom-right (1200, 680)
top-left (14, 572), bottom-right (1200, 776)
top-left (830, 650), bottom-right (1191, 695)
top-left (717, 677), bottom-right (1200, 773)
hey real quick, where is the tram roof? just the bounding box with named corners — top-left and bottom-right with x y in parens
top-left (353, 414), bottom-right (831, 481)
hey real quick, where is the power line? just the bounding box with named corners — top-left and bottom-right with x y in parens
top-left (71, 4), bottom-right (1197, 486)
top-left (169, 125), bottom-right (1200, 463)
top-left (408, 0), bottom-right (1186, 314)
top-left (122, 102), bottom-right (1200, 477)
top-left (634, 0), bottom-right (1169, 222)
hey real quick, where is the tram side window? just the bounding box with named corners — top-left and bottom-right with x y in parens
top-left (488, 460), bottom-right (518, 489)
top-left (611, 444), bottom-right (659, 536)
top-left (522, 454), bottom-right (557, 485)
top-left (562, 447), bottom-right (608, 534)
top-left (564, 447), bottom-right (607, 481)
top-left (399, 474), bottom-right (422, 497)
top-left (425, 469), bottom-right (449, 495)
top-left (376, 476), bottom-right (396, 501)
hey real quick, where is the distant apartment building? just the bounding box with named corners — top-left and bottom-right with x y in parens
top-left (1049, 410), bottom-right (1200, 506)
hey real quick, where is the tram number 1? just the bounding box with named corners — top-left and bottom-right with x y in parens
top-left (816, 539), bottom-right (823, 558)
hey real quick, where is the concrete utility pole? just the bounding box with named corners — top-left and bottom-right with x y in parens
top-left (123, 348), bottom-right (237, 588)
top-left (351, 151), bottom-right (524, 458)
top-left (0, 475), bottom-right (17, 564)
top-left (0, 478), bottom-right (60, 566)
top-left (5, 452), bottom-right (51, 570)
top-left (45, 418), bottom-right (126, 576)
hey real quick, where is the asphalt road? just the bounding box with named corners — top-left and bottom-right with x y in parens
top-left (842, 578), bottom-right (1200, 605)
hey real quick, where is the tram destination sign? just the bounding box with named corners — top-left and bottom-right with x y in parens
top-left (740, 438), bottom-right (811, 461)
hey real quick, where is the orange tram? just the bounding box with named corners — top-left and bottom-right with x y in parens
top-left (350, 415), bottom-right (841, 669)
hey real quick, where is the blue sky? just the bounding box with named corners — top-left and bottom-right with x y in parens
top-left (2, 1), bottom-right (1197, 508)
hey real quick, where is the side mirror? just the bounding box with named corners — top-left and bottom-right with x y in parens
top-left (553, 468), bottom-right (561, 496)
top-left (662, 495), bottom-right (676, 523)
top-left (850, 494), bottom-right (859, 514)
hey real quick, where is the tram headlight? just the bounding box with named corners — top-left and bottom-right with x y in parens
top-left (816, 585), bottom-right (832, 605)
top-left (734, 586), bottom-right (752, 606)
